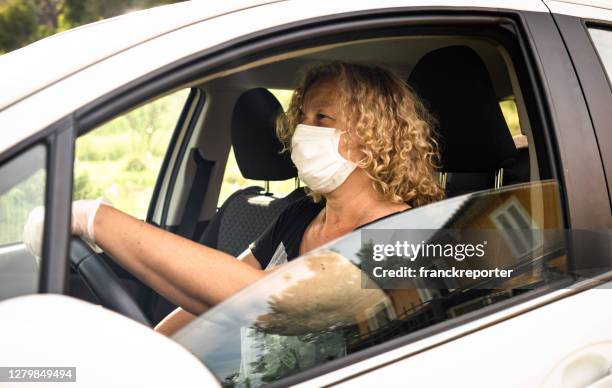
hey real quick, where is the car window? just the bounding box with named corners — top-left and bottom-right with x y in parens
top-left (175, 181), bottom-right (569, 386)
top-left (588, 27), bottom-right (612, 85)
top-left (0, 144), bottom-right (46, 300)
top-left (74, 89), bottom-right (189, 219)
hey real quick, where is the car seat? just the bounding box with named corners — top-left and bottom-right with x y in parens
top-left (198, 88), bottom-right (306, 256)
top-left (407, 45), bottom-right (519, 197)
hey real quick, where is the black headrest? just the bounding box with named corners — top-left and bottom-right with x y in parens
top-left (231, 88), bottom-right (297, 181)
top-left (408, 46), bottom-right (517, 173)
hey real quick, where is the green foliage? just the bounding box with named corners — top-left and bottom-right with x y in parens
top-left (74, 89), bottom-right (188, 219)
top-left (125, 157), bottom-right (147, 172)
top-left (0, 0), bottom-right (183, 54)
top-left (499, 99), bottom-right (522, 137)
top-left (0, 170), bottom-right (45, 245)
top-left (72, 87), bottom-right (297, 220)
top-left (72, 169), bottom-right (102, 200)
top-left (64, 0), bottom-right (178, 25)
top-left (0, 0), bottom-right (37, 53)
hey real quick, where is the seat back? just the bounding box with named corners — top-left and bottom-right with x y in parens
top-left (200, 186), bottom-right (305, 256)
top-left (198, 88), bottom-right (305, 255)
top-left (408, 45), bottom-right (518, 197)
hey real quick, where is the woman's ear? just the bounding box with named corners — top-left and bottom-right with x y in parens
top-left (337, 130), bottom-right (351, 160)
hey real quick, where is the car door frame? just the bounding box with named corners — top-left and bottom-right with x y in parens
top-left (545, 7), bottom-right (612, 215)
top-left (0, 116), bottom-right (74, 296)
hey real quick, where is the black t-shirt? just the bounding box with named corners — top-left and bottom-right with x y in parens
top-left (250, 196), bottom-right (324, 269)
top-left (250, 196), bottom-right (409, 269)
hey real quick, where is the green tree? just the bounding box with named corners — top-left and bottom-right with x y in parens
top-left (64, 0), bottom-right (179, 26)
top-left (26, 0), bottom-right (66, 32)
top-left (0, 0), bottom-right (182, 54)
top-left (0, 0), bottom-right (37, 53)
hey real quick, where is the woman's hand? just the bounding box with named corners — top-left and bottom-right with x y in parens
top-left (23, 197), bottom-right (265, 316)
top-left (71, 198), bottom-right (110, 249)
top-left (22, 205), bottom-right (45, 258)
top-left (22, 198), bottom-right (110, 257)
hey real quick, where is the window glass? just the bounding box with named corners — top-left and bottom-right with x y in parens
top-left (0, 144), bottom-right (46, 300)
top-left (175, 181), bottom-right (568, 386)
top-left (589, 28), bottom-right (612, 85)
top-left (74, 89), bottom-right (189, 219)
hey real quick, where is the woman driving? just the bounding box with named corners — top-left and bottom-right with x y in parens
top-left (24, 61), bottom-right (444, 334)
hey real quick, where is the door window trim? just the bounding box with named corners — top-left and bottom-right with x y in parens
top-left (40, 117), bottom-right (74, 294)
top-left (0, 115), bottom-right (74, 295)
top-left (550, 15), bottom-right (612, 212)
top-left (146, 88), bottom-right (198, 224)
top-left (159, 89), bottom-right (206, 229)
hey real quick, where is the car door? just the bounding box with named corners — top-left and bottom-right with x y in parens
top-left (164, 3), bottom-right (611, 387)
top-left (68, 88), bottom-right (194, 318)
top-left (310, 6), bottom-right (612, 387)
top-left (176, 180), bottom-right (600, 387)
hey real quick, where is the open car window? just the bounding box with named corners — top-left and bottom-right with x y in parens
top-left (174, 180), bottom-right (569, 386)
top-left (74, 89), bottom-right (188, 219)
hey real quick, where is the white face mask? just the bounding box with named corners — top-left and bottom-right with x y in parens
top-left (290, 124), bottom-right (357, 194)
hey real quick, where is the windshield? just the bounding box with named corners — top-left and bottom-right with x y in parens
top-left (173, 181), bottom-right (569, 386)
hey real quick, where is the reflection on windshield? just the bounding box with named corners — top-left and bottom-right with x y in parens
top-left (173, 181), bottom-right (570, 387)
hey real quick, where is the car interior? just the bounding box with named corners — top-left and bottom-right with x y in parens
top-left (60, 32), bottom-right (554, 329)
top-left (189, 35), bottom-right (537, 219)
top-left (136, 34), bottom-right (546, 323)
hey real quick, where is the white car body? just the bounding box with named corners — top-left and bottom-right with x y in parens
top-left (0, 1), bottom-right (610, 387)
top-left (0, 294), bottom-right (215, 387)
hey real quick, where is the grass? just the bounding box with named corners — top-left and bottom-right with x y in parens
top-left (73, 89), bottom-right (189, 219)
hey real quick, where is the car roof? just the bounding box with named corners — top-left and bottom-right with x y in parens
top-left (0, 0), bottom-right (550, 156)
top-left (551, 0), bottom-right (612, 10)
top-left (0, 0), bottom-right (277, 112)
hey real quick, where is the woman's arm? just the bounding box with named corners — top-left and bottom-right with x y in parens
top-left (154, 307), bottom-right (199, 336)
top-left (154, 249), bottom-right (263, 335)
top-left (94, 205), bottom-right (265, 315)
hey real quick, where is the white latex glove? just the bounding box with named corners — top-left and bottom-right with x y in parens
top-left (71, 197), bottom-right (111, 251)
top-left (22, 197), bottom-right (111, 258)
top-left (22, 206), bottom-right (45, 261)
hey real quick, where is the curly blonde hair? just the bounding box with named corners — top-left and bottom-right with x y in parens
top-left (277, 61), bottom-right (445, 207)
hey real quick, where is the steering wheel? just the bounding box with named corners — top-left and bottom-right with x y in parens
top-left (69, 237), bottom-right (150, 326)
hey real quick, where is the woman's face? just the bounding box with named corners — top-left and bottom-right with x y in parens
top-left (300, 77), bottom-right (361, 163)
